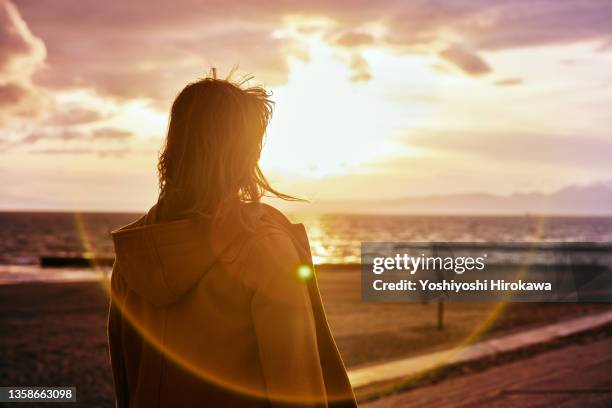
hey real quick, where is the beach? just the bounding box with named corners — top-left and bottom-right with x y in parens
top-left (2, 211), bottom-right (612, 405)
top-left (2, 268), bottom-right (612, 407)
top-left (0, 281), bottom-right (113, 406)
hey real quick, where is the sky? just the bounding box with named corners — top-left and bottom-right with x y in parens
top-left (0, 0), bottom-right (611, 211)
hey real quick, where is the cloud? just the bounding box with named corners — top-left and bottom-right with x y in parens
top-left (0, 81), bottom-right (31, 106)
top-left (348, 54), bottom-right (372, 82)
top-left (384, 1), bottom-right (612, 51)
top-left (333, 31), bottom-right (375, 47)
top-left (29, 147), bottom-right (131, 157)
top-left (13, 1), bottom-right (295, 105)
top-left (494, 78), bottom-right (523, 87)
top-left (91, 127), bottom-right (132, 140)
top-left (43, 107), bottom-right (106, 125)
top-left (407, 130), bottom-right (612, 170)
top-left (21, 129), bottom-right (88, 144)
top-left (7, 0), bottom-right (612, 109)
top-left (439, 44), bottom-right (491, 76)
top-left (20, 127), bottom-right (132, 144)
top-left (468, 1), bottom-right (612, 50)
top-left (0, 81), bottom-right (45, 123)
top-left (0, 0), bottom-right (45, 76)
top-left (0, 0), bottom-right (47, 124)
top-left (14, 125), bottom-right (135, 157)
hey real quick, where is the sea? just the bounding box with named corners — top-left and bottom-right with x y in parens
top-left (1, 211), bottom-right (612, 284)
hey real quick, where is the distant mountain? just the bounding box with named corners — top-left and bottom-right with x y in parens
top-left (298, 183), bottom-right (612, 215)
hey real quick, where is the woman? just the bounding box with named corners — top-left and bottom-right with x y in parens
top-left (108, 75), bottom-right (356, 408)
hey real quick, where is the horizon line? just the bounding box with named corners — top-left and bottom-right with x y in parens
top-left (1, 207), bottom-right (612, 218)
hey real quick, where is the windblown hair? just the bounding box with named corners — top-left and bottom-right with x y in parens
top-left (156, 74), bottom-right (297, 221)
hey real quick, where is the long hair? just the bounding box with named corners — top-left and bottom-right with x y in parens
top-left (156, 74), bottom-right (297, 221)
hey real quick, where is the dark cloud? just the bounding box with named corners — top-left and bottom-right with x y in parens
top-left (0, 81), bottom-right (43, 123)
top-left (39, 26), bottom-right (290, 106)
top-left (0, 82), bottom-right (28, 105)
top-left (13, 0), bottom-right (296, 105)
top-left (494, 78), bottom-right (523, 87)
top-left (439, 44), bottom-right (491, 76)
top-left (6, 0), bottom-right (612, 107)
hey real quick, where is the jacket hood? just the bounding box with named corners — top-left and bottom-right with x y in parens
top-left (111, 204), bottom-right (262, 306)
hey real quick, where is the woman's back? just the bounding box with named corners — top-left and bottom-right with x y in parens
top-left (108, 75), bottom-right (355, 407)
top-left (109, 203), bottom-right (355, 407)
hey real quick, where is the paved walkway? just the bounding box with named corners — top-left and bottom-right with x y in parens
top-left (349, 310), bottom-right (612, 389)
top-left (362, 336), bottom-right (612, 407)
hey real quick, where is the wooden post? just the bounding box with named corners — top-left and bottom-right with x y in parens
top-left (433, 243), bottom-right (445, 331)
top-left (437, 299), bottom-right (444, 330)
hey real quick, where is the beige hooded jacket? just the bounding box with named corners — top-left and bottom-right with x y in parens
top-left (108, 203), bottom-right (356, 408)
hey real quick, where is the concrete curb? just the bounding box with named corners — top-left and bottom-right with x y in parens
top-left (348, 310), bottom-right (612, 390)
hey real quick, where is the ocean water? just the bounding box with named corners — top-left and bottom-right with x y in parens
top-left (1, 211), bottom-right (612, 283)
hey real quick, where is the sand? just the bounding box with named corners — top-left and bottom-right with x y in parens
top-left (0, 281), bottom-right (113, 407)
top-left (1, 269), bottom-right (611, 406)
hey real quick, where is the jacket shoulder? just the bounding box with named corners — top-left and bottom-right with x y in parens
top-left (244, 205), bottom-right (298, 262)
top-left (226, 205), bottom-right (306, 285)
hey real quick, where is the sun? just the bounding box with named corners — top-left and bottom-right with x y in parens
top-left (260, 33), bottom-right (434, 180)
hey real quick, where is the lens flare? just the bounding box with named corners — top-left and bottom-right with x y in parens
top-left (297, 264), bottom-right (313, 281)
top-left (72, 211), bottom-right (550, 402)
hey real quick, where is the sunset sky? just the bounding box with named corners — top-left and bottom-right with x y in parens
top-left (1, 0), bottom-right (611, 211)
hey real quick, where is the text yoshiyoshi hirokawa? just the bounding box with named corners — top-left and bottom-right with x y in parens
top-left (372, 279), bottom-right (552, 292)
